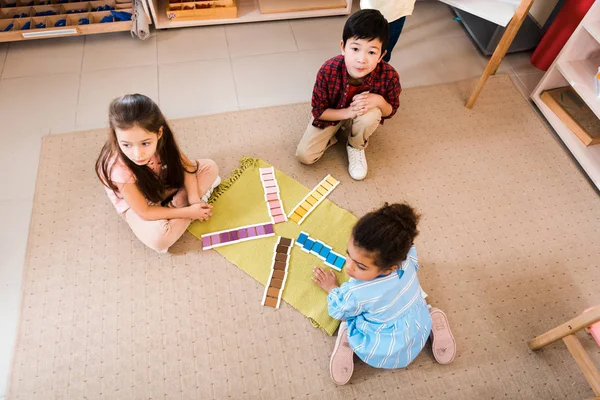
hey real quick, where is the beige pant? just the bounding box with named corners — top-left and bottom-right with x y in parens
top-left (296, 107), bottom-right (382, 165)
top-left (124, 159), bottom-right (219, 253)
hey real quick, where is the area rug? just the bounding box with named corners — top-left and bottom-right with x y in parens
top-left (7, 75), bottom-right (600, 399)
top-left (187, 157), bottom-right (356, 336)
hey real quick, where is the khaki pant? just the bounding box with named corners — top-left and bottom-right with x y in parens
top-left (296, 107), bottom-right (382, 165)
top-left (124, 158), bottom-right (219, 253)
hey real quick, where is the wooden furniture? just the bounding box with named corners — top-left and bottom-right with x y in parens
top-left (0, 0), bottom-right (148, 42)
top-left (146, 0), bottom-right (350, 30)
top-left (531, 0), bottom-right (600, 190)
top-left (528, 307), bottom-right (600, 397)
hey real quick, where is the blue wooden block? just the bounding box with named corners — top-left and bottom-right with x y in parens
top-left (311, 241), bottom-right (323, 254)
top-left (319, 245), bottom-right (331, 259)
top-left (303, 238), bottom-right (315, 252)
top-left (325, 252), bottom-right (337, 265)
top-left (333, 256), bottom-right (345, 270)
top-left (297, 231), bottom-right (309, 245)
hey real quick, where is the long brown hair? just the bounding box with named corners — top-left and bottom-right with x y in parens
top-left (96, 94), bottom-right (195, 203)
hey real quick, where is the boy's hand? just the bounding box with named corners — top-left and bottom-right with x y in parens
top-left (350, 91), bottom-right (384, 115)
top-left (312, 266), bottom-right (339, 293)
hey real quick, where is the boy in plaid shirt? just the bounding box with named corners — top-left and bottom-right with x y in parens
top-left (296, 9), bottom-right (401, 180)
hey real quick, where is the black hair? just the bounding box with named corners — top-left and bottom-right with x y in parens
top-left (342, 9), bottom-right (389, 54)
top-left (352, 203), bottom-right (420, 270)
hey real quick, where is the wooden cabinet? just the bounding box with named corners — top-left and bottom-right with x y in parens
top-left (531, 1), bottom-right (600, 190)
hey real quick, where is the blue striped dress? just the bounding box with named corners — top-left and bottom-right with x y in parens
top-left (327, 246), bottom-right (432, 369)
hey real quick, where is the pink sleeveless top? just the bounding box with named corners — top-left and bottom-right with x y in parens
top-left (104, 154), bottom-right (164, 214)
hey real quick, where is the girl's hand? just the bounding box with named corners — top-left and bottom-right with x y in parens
top-left (187, 202), bottom-right (213, 221)
top-left (312, 266), bottom-right (339, 293)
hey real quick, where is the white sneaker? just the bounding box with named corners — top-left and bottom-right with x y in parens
top-left (201, 175), bottom-right (221, 203)
top-left (346, 145), bottom-right (368, 180)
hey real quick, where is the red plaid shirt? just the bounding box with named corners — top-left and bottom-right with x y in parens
top-left (311, 54), bottom-right (401, 128)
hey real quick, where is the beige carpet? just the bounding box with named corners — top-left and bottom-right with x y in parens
top-left (8, 76), bottom-right (600, 399)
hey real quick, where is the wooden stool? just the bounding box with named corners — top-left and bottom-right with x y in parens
top-left (528, 307), bottom-right (600, 397)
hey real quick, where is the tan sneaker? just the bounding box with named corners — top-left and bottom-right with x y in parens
top-left (329, 323), bottom-right (354, 385)
top-left (430, 307), bottom-right (456, 364)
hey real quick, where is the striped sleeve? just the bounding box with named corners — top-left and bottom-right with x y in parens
top-left (327, 284), bottom-right (362, 321)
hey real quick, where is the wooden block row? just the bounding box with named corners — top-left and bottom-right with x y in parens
top-left (262, 236), bottom-right (293, 308)
top-left (260, 166), bottom-right (287, 224)
top-left (288, 175), bottom-right (339, 225)
top-left (296, 231), bottom-right (345, 271)
top-left (201, 222), bottom-right (274, 250)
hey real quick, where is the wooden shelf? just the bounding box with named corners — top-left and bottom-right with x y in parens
top-left (152, 0), bottom-right (350, 29)
top-left (557, 57), bottom-right (600, 120)
top-left (531, 2), bottom-right (600, 190)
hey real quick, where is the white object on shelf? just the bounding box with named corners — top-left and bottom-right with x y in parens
top-left (437, 0), bottom-right (520, 27)
top-left (146, 0), bottom-right (351, 30)
top-left (531, 1), bottom-right (600, 190)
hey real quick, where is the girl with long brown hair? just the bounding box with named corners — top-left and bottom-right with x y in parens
top-left (96, 94), bottom-right (220, 253)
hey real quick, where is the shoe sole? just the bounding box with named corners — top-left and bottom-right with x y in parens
top-left (430, 308), bottom-right (456, 365)
top-left (329, 326), bottom-right (354, 385)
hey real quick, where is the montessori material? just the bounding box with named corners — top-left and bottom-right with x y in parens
top-left (262, 236), bottom-right (294, 309)
top-left (288, 175), bottom-right (339, 225)
top-left (201, 222), bottom-right (275, 250)
top-left (259, 166), bottom-right (287, 224)
top-left (296, 231), bottom-right (345, 271)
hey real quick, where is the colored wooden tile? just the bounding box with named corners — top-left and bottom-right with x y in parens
top-left (326, 176), bottom-right (338, 186)
top-left (268, 200), bottom-right (280, 209)
top-left (202, 236), bottom-right (211, 248)
top-left (273, 270), bottom-right (285, 279)
top-left (211, 234), bottom-right (221, 244)
top-left (312, 191), bottom-right (323, 200)
top-left (300, 201), bottom-right (311, 211)
top-left (319, 245), bottom-right (331, 259)
top-left (296, 232), bottom-right (308, 245)
top-left (333, 256), bottom-right (345, 269)
top-left (275, 253), bottom-right (287, 262)
top-left (303, 238), bottom-right (315, 251)
top-left (265, 186), bottom-right (278, 194)
top-left (276, 244), bottom-right (288, 254)
top-left (326, 252), bottom-right (337, 265)
top-left (273, 214), bottom-right (287, 224)
top-left (290, 213), bottom-right (302, 223)
top-left (270, 279), bottom-right (283, 289)
top-left (280, 237), bottom-right (292, 247)
top-left (259, 167), bottom-right (273, 174)
top-left (305, 196), bottom-right (318, 206)
top-left (311, 241), bottom-right (323, 254)
top-left (264, 224), bottom-right (274, 234)
top-left (321, 180), bottom-right (333, 190)
top-left (230, 230), bottom-right (239, 241)
top-left (267, 287), bottom-right (279, 298)
top-left (238, 229), bottom-right (248, 239)
top-left (247, 226), bottom-right (257, 237)
top-left (264, 297), bottom-right (278, 307)
top-left (295, 206), bottom-right (307, 217)
top-left (316, 186), bottom-right (328, 196)
top-left (266, 193), bottom-right (279, 201)
top-left (271, 207), bottom-right (283, 216)
top-left (256, 225), bottom-right (265, 235)
top-left (274, 261), bottom-right (287, 270)
top-left (219, 232), bottom-right (229, 243)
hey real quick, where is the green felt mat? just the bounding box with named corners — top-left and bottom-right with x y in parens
top-left (188, 157), bottom-right (357, 335)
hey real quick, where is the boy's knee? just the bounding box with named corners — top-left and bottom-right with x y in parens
top-left (295, 147), bottom-right (318, 165)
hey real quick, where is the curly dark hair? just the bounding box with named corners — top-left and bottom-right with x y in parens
top-left (352, 203), bottom-right (420, 270)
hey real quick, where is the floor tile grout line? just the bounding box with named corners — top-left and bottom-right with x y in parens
top-left (224, 25), bottom-right (241, 112)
